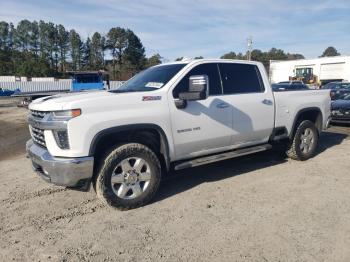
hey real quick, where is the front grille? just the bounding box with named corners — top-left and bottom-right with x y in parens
top-left (30, 126), bottom-right (46, 148)
top-left (30, 110), bottom-right (48, 119)
top-left (341, 109), bottom-right (350, 115)
top-left (333, 109), bottom-right (350, 117)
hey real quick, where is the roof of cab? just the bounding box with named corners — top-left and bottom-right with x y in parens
top-left (158, 58), bottom-right (261, 67)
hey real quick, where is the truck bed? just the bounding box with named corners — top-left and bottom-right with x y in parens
top-left (273, 89), bottom-right (331, 134)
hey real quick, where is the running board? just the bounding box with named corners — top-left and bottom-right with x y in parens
top-left (174, 144), bottom-right (272, 170)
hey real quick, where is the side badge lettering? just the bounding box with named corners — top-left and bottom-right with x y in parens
top-left (142, 96), bottom-right (162, 101)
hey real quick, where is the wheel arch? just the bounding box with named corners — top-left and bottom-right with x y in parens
top-left (289, 107), bottom-right (323, 139)
top-left (89, 124), bottom-right (171, 171)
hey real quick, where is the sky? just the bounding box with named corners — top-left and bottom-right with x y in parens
top-left (1, 0), bottom-right (349, 61)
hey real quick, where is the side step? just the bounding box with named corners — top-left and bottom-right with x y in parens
top-left (174, 144), bottom-right (272, 170)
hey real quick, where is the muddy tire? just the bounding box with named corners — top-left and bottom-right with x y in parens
top-left (96, 143), bottom-right (161, 210)
top-left (286, 120), bottom-right (319, 161)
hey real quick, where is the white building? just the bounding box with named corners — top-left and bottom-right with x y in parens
top-left (269, 56), bottom-right (350, 85)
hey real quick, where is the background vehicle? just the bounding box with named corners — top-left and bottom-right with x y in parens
top-left (270, 56), bottom-right (350, 86)
top-left (289, 67), bottom-right (318, 85)
top-left (70, 71), bottom-right (108, 91)
top-left (5, 71), bottom-right (110, 105)
top-left (26, 59), bottom-right (331, 210)
top-left (331, 93), bottom-right (350, 124)
top-left (272, 81), bottom-right (309, 91)
top-left (321, 81), bottom-right (350, 100)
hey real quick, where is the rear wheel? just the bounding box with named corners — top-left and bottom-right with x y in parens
top-left (286, 120), bottom-right (319, 161)
top-left (96, 143), bottom-right (161, 210)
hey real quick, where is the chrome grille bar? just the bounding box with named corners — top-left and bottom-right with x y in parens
top-left (30, 110), bottom-right (48, 119)
top-left (30, 125), bottom-right (46, 148)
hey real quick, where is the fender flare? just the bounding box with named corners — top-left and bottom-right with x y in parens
top-left (89, 124), bottom-right (171, 171)
top-left (289, 107), bottom-right (323, 139)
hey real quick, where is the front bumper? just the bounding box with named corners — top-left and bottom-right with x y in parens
top-left (26, 140), bottom-right (94, 187)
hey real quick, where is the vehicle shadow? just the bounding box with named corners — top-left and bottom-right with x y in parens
top-left (318, 130), bottom-right (348, 154)
top-left (0, 98), bottom-right (20, 108)
top-left (0, 119), bottom-right (30, 161)
top-left (154, 149), bottom-right (287, 204)
top-left (153, 129), bottom-right (348, 204)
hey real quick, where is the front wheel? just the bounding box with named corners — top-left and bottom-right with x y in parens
top-left (96, 143), bottom-right (161, 210)
top-left (286, 120), bottom-right (319, 161)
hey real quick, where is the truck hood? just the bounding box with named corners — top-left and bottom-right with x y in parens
top-left (29, 90), bottom-right (165, 112)
top-left (331, 100), bottom-right (350, 110)
top-left (29, 91), bottom-right (109, 110)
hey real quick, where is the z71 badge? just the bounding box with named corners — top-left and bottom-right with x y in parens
top-left (142, 96), bottom-right (162, 101)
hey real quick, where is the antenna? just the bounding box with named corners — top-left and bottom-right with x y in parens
top-left (247, 36), bottom-right (253, 61)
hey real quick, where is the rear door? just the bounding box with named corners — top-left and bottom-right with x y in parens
top-left (218, 62), bottom-right (274, 146)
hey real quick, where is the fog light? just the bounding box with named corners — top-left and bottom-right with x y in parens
top-left (53, 130), bottom-right (70, 149)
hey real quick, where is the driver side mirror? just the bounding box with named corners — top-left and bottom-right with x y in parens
top-left (179, 75), bottom-right (209, 101)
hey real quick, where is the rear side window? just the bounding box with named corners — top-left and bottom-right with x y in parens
top-left (294, 84), bottom-right (308, 90)
top-left (219, 63), bottom-right (264, 94)
top-left (173, 63), bottom-right (222, 98)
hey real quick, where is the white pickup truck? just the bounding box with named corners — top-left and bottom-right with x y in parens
top-left (26, 59), bottom-right (331, 209)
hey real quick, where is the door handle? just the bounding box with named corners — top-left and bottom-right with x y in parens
top-left (216, 102), bottom-right (229, 109)
top-left (262, 99), bottom-right (273, 105)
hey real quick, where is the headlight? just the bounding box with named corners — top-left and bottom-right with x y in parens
top-left (50, 109), bottom-right (81, 149)
top-left (51, 109), bottom-right (81, 120)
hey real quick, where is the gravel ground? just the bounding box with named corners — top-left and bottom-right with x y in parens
top-left (1, 98), bottom-right (350, 262)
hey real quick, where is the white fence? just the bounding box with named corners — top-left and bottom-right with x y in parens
top-left (109, 81), bottom-right (125, 90)
top-left (0, 81), bottom-right (72, 93)
top-left (0, 76), bottom-right (55, 82)
top-left (31, 77), bottom-right (55, 82)
top-left (0, 76), bottom-right (17, 82)
top-left (0, 80), bottom-right (125, 93)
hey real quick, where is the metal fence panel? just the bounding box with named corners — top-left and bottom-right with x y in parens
top-left (0, 80), bottom-right (125, 93)
top-left (0, 76), bottom-right (16, 82)
top-left (108, 81), bottom-right (125, 90)
top-left (31, 77), bottom-right (55, 82)
top-left (0, 81), bottom-right (72, 93)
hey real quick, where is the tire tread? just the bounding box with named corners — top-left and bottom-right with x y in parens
top-left (286, 120), bottom-right (318, 161)
top-left (96, 143), bottom-right (161, 210)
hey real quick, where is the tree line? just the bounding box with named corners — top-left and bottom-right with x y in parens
top-left (0, 19), bottom-right (342, 80)
top-left (220, 48), bottom-right (304, 69)
top-left (174, 46), bottom-right (340, 73)
top-left (218, 46), bottom-right (340, 71)
top-left (0, 20), bottom-right (162, 80)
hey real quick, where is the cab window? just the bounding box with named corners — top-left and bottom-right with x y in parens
top-left (219, 63), bottom-right (264, 94)
top-left (173, 63), bottom-right (222, 98)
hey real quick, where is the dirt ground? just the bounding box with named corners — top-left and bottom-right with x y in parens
top-left (1, 97), bottom-right (350, 262)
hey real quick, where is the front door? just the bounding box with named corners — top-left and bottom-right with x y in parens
top-left (169, 63), bottom-right (233, 160)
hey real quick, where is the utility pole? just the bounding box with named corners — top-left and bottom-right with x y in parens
top-left (247, 36), bottom-right (253, 61)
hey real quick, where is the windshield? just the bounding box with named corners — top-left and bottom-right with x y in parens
top-left (323, 82), bottom-right (350, 89)
top-left (111, 64), bottom-right (186, 93)
top-left (295, 68), bottom-right (312, 77)
top-left (339, 93), bottom-right (350, 100)
top-left (75, 74), bottom-right (101, 83)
